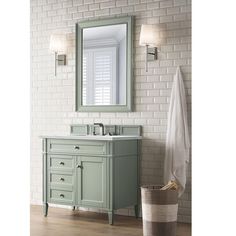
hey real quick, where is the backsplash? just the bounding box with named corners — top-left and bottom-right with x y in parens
top-left (70, 124), bottom-right (141, 135)
top-left (31, 0), bottom-right (191, 223)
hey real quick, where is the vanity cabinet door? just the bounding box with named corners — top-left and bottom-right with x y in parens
top-left (76, 156), bottom-right (108, 208)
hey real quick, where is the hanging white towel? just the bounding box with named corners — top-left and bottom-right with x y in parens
top-left (164, 66), bottom-right (190, 197)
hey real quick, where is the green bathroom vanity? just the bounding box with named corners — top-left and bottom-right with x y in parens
top-left (41, 125), bottom-right (141, 224)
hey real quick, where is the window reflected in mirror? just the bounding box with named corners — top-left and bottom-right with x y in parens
top-left (82, 24), bottom-right (127, 106)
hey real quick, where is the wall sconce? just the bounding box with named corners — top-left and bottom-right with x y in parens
top-left (49, 34), bottom-right (67, 76)
top-left (139, 24), bottom-right (159, 72)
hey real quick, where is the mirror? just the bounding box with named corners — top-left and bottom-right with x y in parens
top-left (76, 16), bottom-right (133, 112)
top-left (83, 24), bottom-right (126, 106)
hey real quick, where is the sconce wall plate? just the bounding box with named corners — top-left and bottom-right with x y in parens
top-left (57, 55), bottom-right (66, 65)
top-left (147, 47), bottom-right (158, 61)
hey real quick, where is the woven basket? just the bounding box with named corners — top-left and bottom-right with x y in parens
top-left (141, 185), bottom-right (178, 236)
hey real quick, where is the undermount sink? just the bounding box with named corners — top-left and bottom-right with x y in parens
top-left (41, 125), bottom-right (142, 141)
top-left (40, 135), bottom-right (142, 141)
top-left (72, 135), bottom-right (142, 140)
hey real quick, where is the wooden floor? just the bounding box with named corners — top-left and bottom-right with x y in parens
top-left (31, 205), bottom-right (191, 236)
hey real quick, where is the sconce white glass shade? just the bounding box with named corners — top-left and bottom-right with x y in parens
top-left (139, 24), bottom-right (159, 47)
top-left (49, 34), bottom-right (67, 53)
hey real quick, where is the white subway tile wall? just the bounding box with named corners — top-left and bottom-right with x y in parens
top-left (31, 0), bottom-right (191, 223)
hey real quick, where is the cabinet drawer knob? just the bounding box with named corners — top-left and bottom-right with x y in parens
top-left (60, 178), bottom-right (65, 181)
top-left (59, 162), bottom-right (64, 165)
top-left (74, 145), bottom-right (80, 150)
top-left (60, 194), bottom-right (64, 198)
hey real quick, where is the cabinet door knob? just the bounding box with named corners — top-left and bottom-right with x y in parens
top-left (60, 194), bottom-right (64, 198)
top-left (60, 178), bottom-right (65, 181)
top-left (77, 165), bottom-right (82, 168)
top-left (74, 146), bottom-right (80, 150)
top-left (59, 162), bottom-right (64, 165)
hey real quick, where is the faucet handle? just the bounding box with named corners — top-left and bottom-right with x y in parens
top-left (94, 122), bottom-right (103, 126)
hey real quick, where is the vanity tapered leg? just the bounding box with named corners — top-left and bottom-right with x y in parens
top-left (43, 203), bottom-right (48, 217)
top-left (134, 204), bottom-right (139, 218)
top-left (72, 206), bottom-right (76, 211)
top-left (108, 210), bottom-right (114, 225)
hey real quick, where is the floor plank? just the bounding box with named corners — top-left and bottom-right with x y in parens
top-left (30, 205), bottom-right (191, 236)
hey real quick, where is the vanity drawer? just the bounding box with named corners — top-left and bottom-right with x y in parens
top-left (49, 155), bottom-right (74, 170)
top-left (50, 173), bottom-right (73, 185)
top-left (47, 139), bottom-right (107, 155)
top-left (49, 189), bottom-right (73, 203)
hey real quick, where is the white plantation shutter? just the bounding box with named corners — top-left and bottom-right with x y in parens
top-left (94, 51), bottom-right (112, 105)
top-left (82, 47), bottom-right (116, 105)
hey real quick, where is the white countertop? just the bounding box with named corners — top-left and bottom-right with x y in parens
top-left (40, 135), bottom-right (142, 141)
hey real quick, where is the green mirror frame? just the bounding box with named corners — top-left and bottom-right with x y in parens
top-left (75, 16), bottom-right (133, 112)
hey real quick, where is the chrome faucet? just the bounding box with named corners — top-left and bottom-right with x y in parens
top-left (93, 123), bottom-right (105, 136)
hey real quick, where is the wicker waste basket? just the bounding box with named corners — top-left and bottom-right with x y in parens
top-left (141, 185), bottom-right (178, 236)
